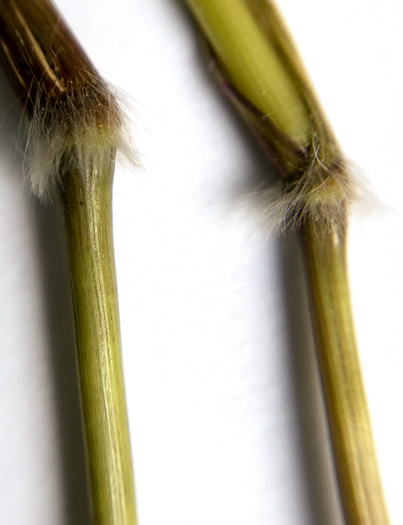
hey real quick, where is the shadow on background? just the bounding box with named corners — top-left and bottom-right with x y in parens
top-left (173, 2), bottom-right (344, 524)
top-left (278, 232), bottom-right (343, 525)
top-left (0, 70), bottom-right (90, 525)
top-left (33, 190), bottom-right (91, 525)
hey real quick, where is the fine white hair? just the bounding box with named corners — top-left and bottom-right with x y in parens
top-left (24, 81), bottom-right (137, 198)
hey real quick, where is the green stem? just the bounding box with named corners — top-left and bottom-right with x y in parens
top-left (300, 218), bottom-right (389, 525)
top-left (59, 156), bottom-right (137, 525)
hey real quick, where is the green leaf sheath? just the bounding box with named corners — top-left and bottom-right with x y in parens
top-left (184, 0), bottom-right (310, 142)
top-left (301, 217), bottom-right (389, 525)
top-left (59, 156), bottom-right (137, 525)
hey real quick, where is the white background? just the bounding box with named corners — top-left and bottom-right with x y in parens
top-left (0, 1), bottom-right (402, 524)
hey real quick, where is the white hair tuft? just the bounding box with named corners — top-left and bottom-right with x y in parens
top-left (24, 81), bottom-right (138, 198)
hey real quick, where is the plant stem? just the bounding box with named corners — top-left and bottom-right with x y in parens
top-left (0, 2), bottom-right (138, 521)
top-left (59, 155), bottom-right (136, 525)
top-left (300, 217), bottom-right (389, 524)
top-left (182, 0), bottom-right (390, 523)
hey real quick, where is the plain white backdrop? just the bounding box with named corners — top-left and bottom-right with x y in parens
top-left (0, 1), bottom-right (402, 524)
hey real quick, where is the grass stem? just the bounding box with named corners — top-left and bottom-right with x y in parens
top-left (301, 217), bottom-right (389, 524)
top-left (59, 155), bottom-right (136, 525)
top-left (0, 1), bottom-right (137, 522)
top-left (182, 1), bottom-right (390, 522)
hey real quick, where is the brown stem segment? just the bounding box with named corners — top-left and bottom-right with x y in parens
top-left (59, 157), bottom-right (137, 525)
top-left (0, 0), bottom-right (97, 108)
top-left (300, 217), bottom-right (389, 525)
